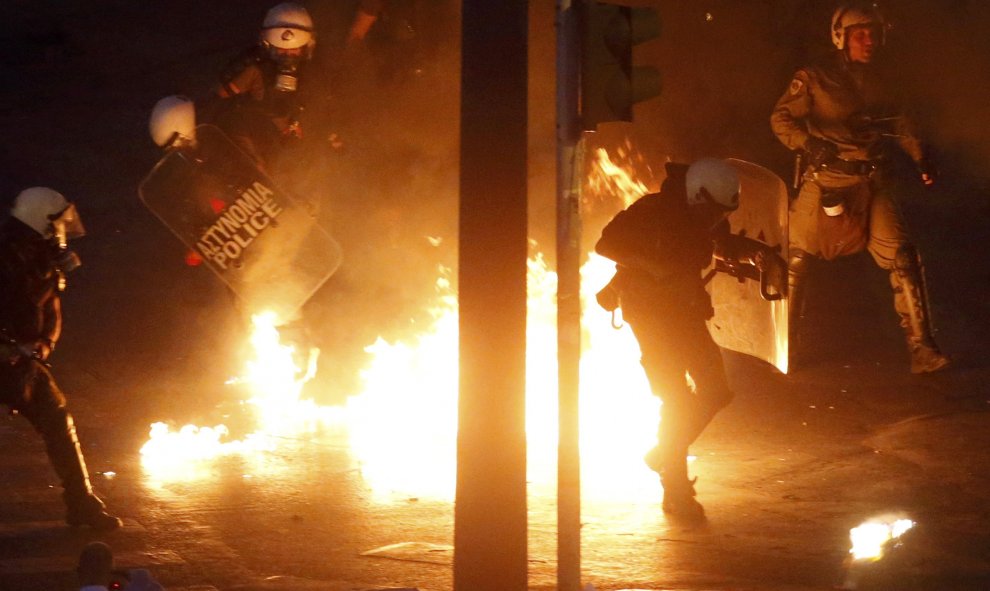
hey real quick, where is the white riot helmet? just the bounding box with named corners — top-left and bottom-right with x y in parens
top-left (261, 3), bottom-right (316, 54)
top-left (831, 3), bottom-right (886, 50)
top-left (686, 158), bottom-right (741, 212)
top-left (149, 95), bottom-right (196, 149)
top-left (11, 187), bottom-right (86, 242)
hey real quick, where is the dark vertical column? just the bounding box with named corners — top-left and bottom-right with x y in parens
top-left (455, 2), bottom-right (529, 591)
top-left (556, 0), bottom-right (584, 587)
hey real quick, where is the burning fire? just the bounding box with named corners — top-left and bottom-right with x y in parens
top-left (848, 516), bottom-right (915, 562)
top-left (141, 144), bottom-right (665, 504)
top-left (139, 312), bottom-right (344, 483)
top-left (587, 143), bottom-right (656, 210)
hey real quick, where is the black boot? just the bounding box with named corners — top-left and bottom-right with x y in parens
top-left (41, 409), bottom-right (122, 530)
top-left (65, 492), bottom-right (122, 530)
top-left (656, 453), bottom-right (705, 523)
top-left (660, 475), bottom-right (705, 523)
top-left (892, 245), bottom-right (950, 374)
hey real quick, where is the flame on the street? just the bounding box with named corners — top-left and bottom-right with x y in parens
top-left (849, 516), bottom-right (915, 562)
top-left (140, 312), bottom-right (344, 482)
top-left (141, 145), bottom-right (665, 505)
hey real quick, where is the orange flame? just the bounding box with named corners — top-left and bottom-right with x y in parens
top-left (141, 145), bottom-right (665, 505)
top-left (849, 516), bottom-right (915, 562)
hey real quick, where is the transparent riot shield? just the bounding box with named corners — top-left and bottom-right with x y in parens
top-left (706, 159), bottom-right (789, 373)
top-left (139, 125), bottom-right (342, 323)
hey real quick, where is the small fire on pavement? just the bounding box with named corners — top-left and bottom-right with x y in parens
top-left (839, 514), bottom-right (916, 590)
top-left (849, 515), bottom-right (915, 562)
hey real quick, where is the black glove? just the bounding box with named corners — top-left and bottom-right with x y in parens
top-left (803, 136), bottom-right (839, 166)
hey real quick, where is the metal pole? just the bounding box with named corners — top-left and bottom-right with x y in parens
top-left (557, 1), bottom-right (583, 590)
top-left (455, 2), bottom-right (529, 591)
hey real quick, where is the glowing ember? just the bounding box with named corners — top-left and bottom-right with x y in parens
top-left (849, 516), bottom-right (915, 561)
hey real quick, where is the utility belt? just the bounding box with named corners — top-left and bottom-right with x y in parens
top-left (818, 156), bottom-right (877, 177)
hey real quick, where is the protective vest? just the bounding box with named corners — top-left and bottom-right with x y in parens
top-left (771, 52), bottom-right (923, 164)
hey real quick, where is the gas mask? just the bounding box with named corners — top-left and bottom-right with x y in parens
top-left (49, 203), bottom-right (85, 280)
top-left (54, 245), bottom-right (82, 275)
top-left (269, 48), bottom-right (304, 92)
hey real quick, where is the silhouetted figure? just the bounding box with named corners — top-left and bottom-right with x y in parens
top-left (595, 158), bottom-right (742, 522)
top-left (0, 188), bottom-right (121, 530)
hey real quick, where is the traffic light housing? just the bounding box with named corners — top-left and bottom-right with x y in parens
top-left (578, 0), bottom-right (662, 131)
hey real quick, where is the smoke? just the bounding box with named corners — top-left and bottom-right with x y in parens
top-left (279, 2), bottom-right (462, 402)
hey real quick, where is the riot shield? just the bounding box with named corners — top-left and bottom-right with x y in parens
top-left (139, 124), bottom-right (342, 323)
top-left (705, 159), bottom-right (789, 373)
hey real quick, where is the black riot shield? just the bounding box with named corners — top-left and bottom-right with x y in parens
top-left (139, 124), bottom-right (342, 323)
top-left (706, 159), bottom-right (789, 373)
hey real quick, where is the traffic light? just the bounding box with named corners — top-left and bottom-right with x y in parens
top-left (578, 0), bottom-right (662, 131)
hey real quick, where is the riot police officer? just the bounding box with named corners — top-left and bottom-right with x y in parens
top-left (205, 2), bottom-right (318, 171)
top-left (771, 2), bottom-right (949, 373)
top-left (0, 187), bottom-right (121, 530)
top-left (595, 158), bottom-right (741, 522)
